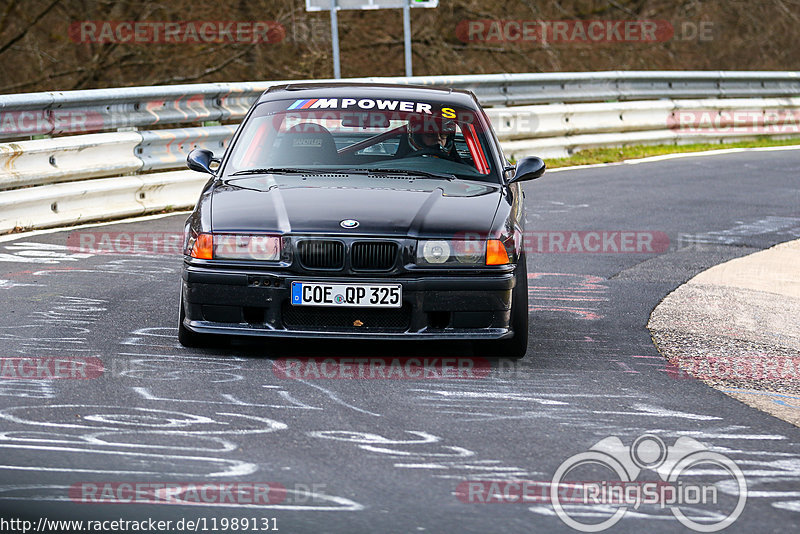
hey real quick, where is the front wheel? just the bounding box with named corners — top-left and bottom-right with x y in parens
top-left (476, 255), bottom-right (529, 359)
top-left (178, 296), bottom-right (218, 348)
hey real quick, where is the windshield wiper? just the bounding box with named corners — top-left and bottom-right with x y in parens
top-left (231, 168), bottom-right (346, 176)
top-left (360, 168), bottom-right (456, 180)
top-left (232, 167), bottom-right (456, 181)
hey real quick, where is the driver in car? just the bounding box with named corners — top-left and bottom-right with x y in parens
top-left (399, 115), bottom-right (463, 163)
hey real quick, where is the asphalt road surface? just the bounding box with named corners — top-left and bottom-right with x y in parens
top-left (1, 148), bottom-right (799, 533)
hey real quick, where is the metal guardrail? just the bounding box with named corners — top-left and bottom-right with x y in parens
top-left (0, 169), bottom-right (205, 232)
top-left (486, 97), bottom-right (800, 159)
top-left (1, 71), bottom-right (799, 233)
top-left (0, 132), bottom-right (142, 190)
top-left (2, 71), bottom-right (799, 141)
top-left (137, 125), bottom-right (236, 171)
top-left (0, 83), bottom-right (264, 140)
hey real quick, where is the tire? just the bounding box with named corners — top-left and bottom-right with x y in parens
top-left (476, 255), bottom-right (529, 359)
top-left (178, 296), bottom-right (216, 348)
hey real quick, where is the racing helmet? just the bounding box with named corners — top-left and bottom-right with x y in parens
top-left (407, 114), bottom-right (457, 155)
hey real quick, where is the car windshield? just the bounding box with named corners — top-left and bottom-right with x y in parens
top-left (223, 98), bottom-right (500, 183)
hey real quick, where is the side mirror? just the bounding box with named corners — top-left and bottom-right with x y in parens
top-left (187, 148), bottom-right (219, 175)
top-left (507, 156), bottom-right (546, 184)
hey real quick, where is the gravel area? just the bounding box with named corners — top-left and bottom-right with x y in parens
top-left (649, 240), bottom-right (800, 426)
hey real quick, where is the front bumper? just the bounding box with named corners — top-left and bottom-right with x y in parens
top-left (181, 264), bottom-right (515, 340)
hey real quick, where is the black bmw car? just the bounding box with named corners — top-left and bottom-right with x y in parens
top-left (179, 83), bottom-right (545, 358)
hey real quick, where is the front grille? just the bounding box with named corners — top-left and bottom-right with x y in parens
top-left (297, 240), bottom-right (344, 270)
top-left (282, 302), bottom-right (410, 332)
top-left (351, 241), bottom-right (398, 271)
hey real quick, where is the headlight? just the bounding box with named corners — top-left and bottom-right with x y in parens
top-left (215, 234), bottom-right (281, 261)
top-left (188, 233), bottom-right (281, 261)
top-left (417, 239), bottom-right (486, 266)
top-left (421, 240), bottom-right (451, 264)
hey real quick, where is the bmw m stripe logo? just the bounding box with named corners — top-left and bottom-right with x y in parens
top-left (288, 99), bottom-right (318, 110)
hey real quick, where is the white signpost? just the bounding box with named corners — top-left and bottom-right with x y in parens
top-left (305, 0), bottom-right (438, 79)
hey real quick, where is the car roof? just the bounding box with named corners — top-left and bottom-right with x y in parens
top-left (259, 82), bottom-right (481, 109)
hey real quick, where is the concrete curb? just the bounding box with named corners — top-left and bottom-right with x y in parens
top-left (648, 239), bottom-right (800, 427)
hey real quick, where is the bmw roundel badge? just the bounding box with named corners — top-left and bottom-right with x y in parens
top-left (340, 219), bottom-right (359, 229)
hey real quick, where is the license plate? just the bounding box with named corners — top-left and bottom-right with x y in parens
top-left (291, 282), bottom-right (402, 308)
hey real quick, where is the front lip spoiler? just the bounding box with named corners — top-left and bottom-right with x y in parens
top-left (183, 319), bottom-right (512, 341)
top-left (182, 265), bottom-right (516, 289)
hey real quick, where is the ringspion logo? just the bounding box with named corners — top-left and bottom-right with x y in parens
top-left (550, 434), bottom-right (746, 531)
top-left (457, 480), bottom-right (683, 504)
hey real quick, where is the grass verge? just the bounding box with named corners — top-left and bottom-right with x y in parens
top-left (545, 137), bottom-right (800, 169)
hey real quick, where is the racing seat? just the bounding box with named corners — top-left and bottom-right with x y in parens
top-left (273, 123), bottom-right (339, 166)
top-left (394, 132), bottom-right (413, 158)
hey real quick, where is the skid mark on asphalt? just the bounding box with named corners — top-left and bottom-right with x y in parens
top-left (0, 234), bottom-right (798, 519)
top-left (528, 272), bottom-right (608, 320)
top-left (678, 216), bottom-right (800, 247)
top-left (308, 430), bottom-right (536, 480)
top-left (0, 279), bottom-right (38, 289)
top-left (0, 303), bottom-right (366, 511)
top-left (0, 295), bottom-right (107, 356)
top-left (0, 381), bottom-right (54, 399)
top-left (5, 257), bottom-right (179, 283)
top-left (287, 378), bottom-right (382, 417)
top-left (0, 405), bottom-right (283, 477)
top-left (133, 386), bottom-right (320, 411)
top-left (0, 242), bottom-right (94, 264)
top-left (401, 376), bottom-right (800, 517)
top-left (524, 200), bottom-right (589, 221)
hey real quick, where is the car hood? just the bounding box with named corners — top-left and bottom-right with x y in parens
top-left (211, 174), bottom-right (502, 237)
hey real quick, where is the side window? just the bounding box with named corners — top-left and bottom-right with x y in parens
top-left (453, 133), bottom-right (473, 165)
top-left (481, 109), bottom-right (507, 165)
